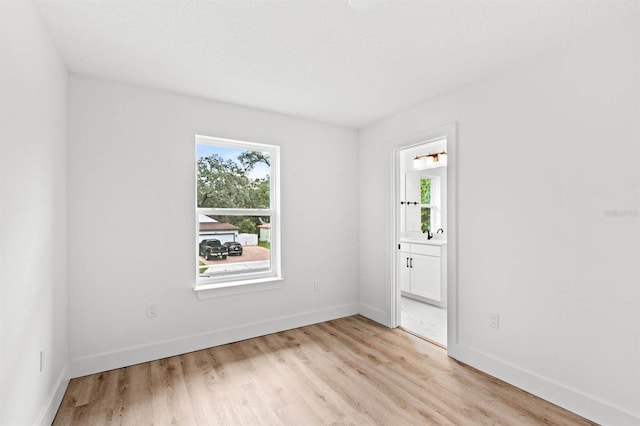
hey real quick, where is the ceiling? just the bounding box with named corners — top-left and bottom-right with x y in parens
top-left (33, 0), bottom-right (637, 129)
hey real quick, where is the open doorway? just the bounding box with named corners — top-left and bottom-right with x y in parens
top-left (392, 123), bottom-right (457, 351)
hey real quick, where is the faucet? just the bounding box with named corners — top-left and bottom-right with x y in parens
top-left (424, 229), bottom-right (433, 240)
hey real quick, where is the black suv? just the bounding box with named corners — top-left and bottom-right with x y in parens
top-left (223, 241), bottom-right (243, 256)
top-left (199, 239), bottom-right (228, 260)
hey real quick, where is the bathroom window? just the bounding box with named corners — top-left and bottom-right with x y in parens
top-left (419, 174), bottom-right (443, 233)
top-left (420, 177), bottom-right (434, 232)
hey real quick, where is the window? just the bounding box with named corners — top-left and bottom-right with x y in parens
top-left (195, 135), bottom-right (280, 289)
top-left (420, 177), bottom-right (433, 233)
top-left (419, 175), bottom-right (441, 233)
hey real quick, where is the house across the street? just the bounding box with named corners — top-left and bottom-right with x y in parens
top-left (199, 215), bottom-right (239, 244)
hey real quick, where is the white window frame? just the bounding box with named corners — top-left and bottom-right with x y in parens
top-left (420, 175), bottom-right (441, 232)
top-left (194, 135), bottom-right (282, 298)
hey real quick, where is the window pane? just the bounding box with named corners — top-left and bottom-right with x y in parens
top-left (197, 144), bottom-right (271, 209)
top-left (421, 207), bottom-right (431, 233)
top-left (197, 215), bottom-right (271, 278)
top-left (421, 178), bottom-right (431, 204)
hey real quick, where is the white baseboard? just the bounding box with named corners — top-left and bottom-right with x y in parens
top-left (358, 303), bottom-right (390, 327)
top-left (453, 343), bottom-right (640, 426)
top-left (68, 303), bottom-right (359, 379)
top-left (34, 364), bottom-right (69, 426)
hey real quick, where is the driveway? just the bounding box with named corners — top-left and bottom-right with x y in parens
top-left (199, 245), bottom-right (269, 265)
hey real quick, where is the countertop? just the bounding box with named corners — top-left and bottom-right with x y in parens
top-left (400, 237), bottom-right (447, 245)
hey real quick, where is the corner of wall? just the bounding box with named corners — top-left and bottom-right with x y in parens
top-left (33, 364), bottom-right (70, 426)
top-left (453, 344), bottom-right (640, 426)
top-left (358, 303), bottom-right (390, 327)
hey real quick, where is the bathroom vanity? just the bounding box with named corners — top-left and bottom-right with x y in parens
top-left (399, 238), bottom-right (447, 307)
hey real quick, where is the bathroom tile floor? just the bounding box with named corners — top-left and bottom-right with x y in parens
top-left (401, 296), bottom-right (447, 347)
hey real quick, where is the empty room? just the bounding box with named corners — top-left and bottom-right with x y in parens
top-left (1, 0), bottom-right (639, 425)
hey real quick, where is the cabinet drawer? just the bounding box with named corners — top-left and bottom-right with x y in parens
top-left (411, 243), bottom-right (440, 257)
top-left (398, 242), bottom-right (412, 253)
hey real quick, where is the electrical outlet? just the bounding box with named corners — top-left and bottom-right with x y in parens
top-left (147, 304), bottom-right (158, 318)
top-left (39, 350), bottom-right (44, 372)
top-left (313, 280), bottom-right (320, 292)
top-left (489, 313), bottom-right (499, 328)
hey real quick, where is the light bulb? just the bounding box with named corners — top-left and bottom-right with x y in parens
top-left (439, 151), bottom-right (447, 165)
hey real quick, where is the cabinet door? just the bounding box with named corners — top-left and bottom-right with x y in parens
top-left (398, 252), bottom-right (411, 292)
top-left (411, 254), bottom-right (441, 301)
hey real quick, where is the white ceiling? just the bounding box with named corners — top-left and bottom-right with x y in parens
top-left (33, 0), bottom-right (637, 128)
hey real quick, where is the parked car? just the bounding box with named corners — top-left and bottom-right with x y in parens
top-left (223, 241), bottom-right (243, 256)
top-left (199, 239), bottom-right (227, 260)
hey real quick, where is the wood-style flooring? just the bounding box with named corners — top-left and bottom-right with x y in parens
top-left (53, 315), bottom-right (595, 425)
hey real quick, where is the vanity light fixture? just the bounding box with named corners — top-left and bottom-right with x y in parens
top-left (413, 151), bottom-right (447, 169)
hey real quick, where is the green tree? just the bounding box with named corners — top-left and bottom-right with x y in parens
top-left (236, 218), bottom-right (258, 234)
top-left (238, 151), bottom-right (270, 172)
top-left (420, 178), bottom-right (431, 204)
top-left (197, 150), bottom-right (270, 232)
top-left (197, 154), bottom-right (253, 208)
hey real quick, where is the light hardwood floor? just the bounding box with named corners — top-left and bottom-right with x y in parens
top-left (53, 315), bottom-right (595, 425)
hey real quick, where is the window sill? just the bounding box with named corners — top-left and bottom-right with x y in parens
top-left (194, 276), bottom-right (284, 299)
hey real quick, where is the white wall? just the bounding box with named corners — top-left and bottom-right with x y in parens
top-left (358, 15), bottom-right (639, 426)
top-left (67, 75), bottom-right (359, 375)
top-left (0, 1), bottom-right (69, 425)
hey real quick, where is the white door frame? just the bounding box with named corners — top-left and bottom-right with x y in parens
top-left (390, 122), bottom-right (459, 356)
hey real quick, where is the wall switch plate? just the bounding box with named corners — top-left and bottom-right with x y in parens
top-left (147, 304), bottom-right (158, 318)
top-left (313, 280), bottom-right (320, 292)
top-left (490, 313), bottom-right (499, 328)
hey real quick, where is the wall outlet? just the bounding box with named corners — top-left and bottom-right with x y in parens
top-left (39, 350), bottom-right (44, 372)
top-left (147, 304), bottom-right (158, 318)
top-left (489, 313), bottom-right (499, 328)
top-left (313, 280), bottom-right (320, 292)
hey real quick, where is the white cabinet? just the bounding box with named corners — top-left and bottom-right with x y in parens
top-left (399, 242), bottom-right (446, 306)
top-left (411, 253), bottom-right (441, 300)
